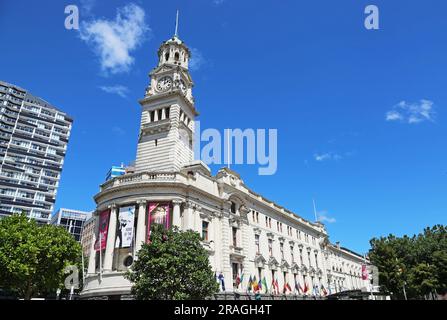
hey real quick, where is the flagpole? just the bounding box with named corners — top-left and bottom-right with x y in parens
top-left (227, 129), bottom-right (231, 169)
top-left (79, 220), bottom-right (86, 286)
top-left (99, 228), bottom-right (103, 282)
top-left (174, 10), bottom-right (179, 37)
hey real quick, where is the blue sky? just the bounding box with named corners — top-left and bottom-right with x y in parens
top-left (1, 0), bottom-right (446, 253)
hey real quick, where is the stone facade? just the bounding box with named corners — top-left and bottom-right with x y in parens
top-left (81, 31), bottom-right (371, 300)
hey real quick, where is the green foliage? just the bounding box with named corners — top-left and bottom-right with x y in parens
top-left (0, 214), bottom-right (81, 299)
top-left (126, 224), bottom-right (219, 300)
top-left (369, 224), bottom-right (447, 299)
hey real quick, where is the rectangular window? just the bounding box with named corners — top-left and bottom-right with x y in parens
top-left (291, 246), bottom-right (294, 262)
top-left (232, 263), bottom-right (239, 289)
top-left (202, 221), bottom-right (209, 241)
top-left (232, 227), bottom-right (238, 247)
top-left (280, 243), bottom-right (284, 259)
top-left (268, 239), bottom-right (273, 256)
top-left (255, 234), bottom-right (260, 254)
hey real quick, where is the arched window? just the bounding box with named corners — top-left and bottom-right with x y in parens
top-left (165, 52), bottom-right (170, 62)
top-left (230, 202), bottom-right (237, 214)
top-left (175, 52), bottom-right (180, 61)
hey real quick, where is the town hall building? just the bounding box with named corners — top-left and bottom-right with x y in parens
top-left (81, 25), bottom-right (371, 300)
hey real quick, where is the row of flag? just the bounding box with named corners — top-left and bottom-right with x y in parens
top-left (231, 273), bottom-right (330, 296)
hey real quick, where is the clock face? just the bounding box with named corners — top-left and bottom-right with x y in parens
top-left (156, 76), bottom-right (173, 92)
top-left (179, 80), bottom-right (187, 95)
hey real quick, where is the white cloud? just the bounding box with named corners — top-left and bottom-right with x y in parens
top-left (80, 4), bottom-right (150, 74)
top-left (314, 153), bottom-right (331, 162)
top-left (213, 0), bottom-right (225, 5)
top-left (386, 100), bottom-right (435, 124)
top-left (189, 47), bottom-right (207, 71)
top-left (318, 211), bottom-right (336, 224)
top-left (314, 152), bottom-right (343, 162)
top-left (99, 85), bottom-right (129, 98)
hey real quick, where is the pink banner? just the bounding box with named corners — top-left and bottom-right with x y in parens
top-left (94, 209), bottom-right (110, 251)
top-left (146, 202), bottom-right (171, 242)
top-left (362, 264), bottom-right (368, 280)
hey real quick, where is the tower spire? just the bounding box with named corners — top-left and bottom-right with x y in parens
top-left (174, 10), bottom-right (179, 37)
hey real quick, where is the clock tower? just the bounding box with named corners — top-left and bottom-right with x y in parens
top-left (135, 28), bottom-right (198, 173)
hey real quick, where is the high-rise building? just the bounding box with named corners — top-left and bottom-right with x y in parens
top-left (81, 215), bottom-right (96, 258)
top-left (50, 208), bottom-right (92, 242)
top-left (0, 81), bottom-right (73, 223)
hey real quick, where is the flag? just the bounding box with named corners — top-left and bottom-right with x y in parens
top-left (258, 279), bottom-right (262, 291)
top-left (321, 285), bottom-right (328, 296)
top-left (286, 283), bottom-right (292, 293)
top-left (247, 276), bottom-right (253, 292)
top-left (275, 279), bottom-right (279, 294)
top-left (235, 275), bottom-right (241, 288)
top-left (271, 279), bottom-right (276, 294)
top-left (252, 276), bottom-right (259, 292)
top-left (303, 282), bottom-right (309, 294)
top-left (262, 277), bottom-right (268, 294)
top-left (218, 273), bottom-right (225, 292)
top-left (362, 264), bottom-right (369, 280)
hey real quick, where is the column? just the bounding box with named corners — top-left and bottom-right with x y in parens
top-left (172, 199), bottom-right (182, 229)
top-left (194, 205), bottom-right (202, 232)
top-left (135, 201), bottom-right (147, 254)
top-left (103, 205), bottom-right (118, 272)
top-left (87, 214), bottom-right (98, 275)
top-left (186, 201), bottom-right (195, 230)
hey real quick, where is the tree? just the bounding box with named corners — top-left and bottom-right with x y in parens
top-left (126, 224), bottom-right (219, 300)
top-left (369, 225), bottom-right (447, 299)
top-left (0, 214), bottom-right (81, 300)
top-left (407, 263), bottom-right (438, 298)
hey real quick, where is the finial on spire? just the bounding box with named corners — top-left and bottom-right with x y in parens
top-left (174, 10), bottom-right (179, 37)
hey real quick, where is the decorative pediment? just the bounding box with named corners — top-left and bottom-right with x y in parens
top-left (278, 237), bottom-right (285, 244)
top-left (253, 227), bottom-right (262, 235)
top-left (254, 254), bottom-right (266, 268)
top-left (268, 256), bottom-right (279, 270)
top-left (291, 262), bottom-right (300, 273)
top-left (301, 265), bottom-right (308, 274)
top-left (150, 64), bottom-right (175, 76)
top-left (309, 267), bottom-right (316, 275)
top-left (266, 232), bottom-right (275, 240)
top-left (280, 259), bottom-right (290, 272)
top-left (199, 210), bottom-right (214, 221)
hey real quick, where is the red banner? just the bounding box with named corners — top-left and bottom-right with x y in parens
top-left (362, 264), bottom-right (368, 280)
top-left (94, 209), bottom-right (110, 251)
top-left (146, 202), bottom-right (171, 242)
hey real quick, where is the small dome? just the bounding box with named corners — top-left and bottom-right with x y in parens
top-left (165, 36), bottom-right (183, 45)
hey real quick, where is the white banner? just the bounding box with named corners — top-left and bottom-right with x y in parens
top-left (115, 206), bottom-right (135, 248)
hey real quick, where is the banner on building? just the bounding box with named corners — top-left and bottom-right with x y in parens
top-left (362, 264), bottom-right (368, 280)
top-left (146, 202), bottom-right (171, 242)
top-left (94, 209), bottom-right (110, 251)
top-left (115, 206), bottom-right (136, 249)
